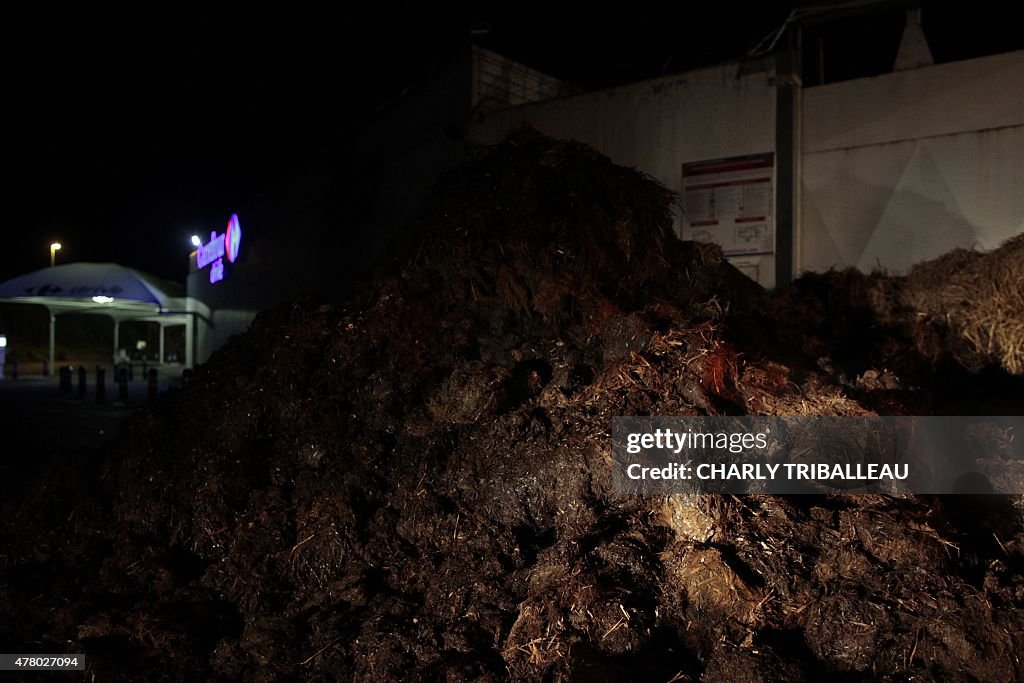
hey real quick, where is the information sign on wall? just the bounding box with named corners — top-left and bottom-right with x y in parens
top-left (681, 153), bottom-right (775, 256)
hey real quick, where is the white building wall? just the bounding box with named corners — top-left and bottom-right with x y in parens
top-left (471, 60), bottom-right (778, 285)
top-left (195, 310), bottom-right (257, 366)
top-left (472, 49), bottom-right (1024, 284)
top-left (801, 51), bottom-right (1024, 273)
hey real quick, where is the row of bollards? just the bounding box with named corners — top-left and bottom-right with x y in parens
top-left (59, 364), bottom-right (159, 404)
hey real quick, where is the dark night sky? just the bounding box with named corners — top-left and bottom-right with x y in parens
top-left (4, 2), bottom-right (1021, 285)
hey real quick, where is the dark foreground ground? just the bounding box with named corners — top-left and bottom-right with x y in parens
top-left (0, 372), bottom-right (180, 493)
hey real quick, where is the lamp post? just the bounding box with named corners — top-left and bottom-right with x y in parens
top-left (50, 242), bottom-right (62, 268)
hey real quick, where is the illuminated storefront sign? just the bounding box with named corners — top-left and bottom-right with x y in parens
top-left (196, 214), bottom-right (243, 284)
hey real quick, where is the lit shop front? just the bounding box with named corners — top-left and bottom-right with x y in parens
top-left (0, 215), bottom-right (257, 371)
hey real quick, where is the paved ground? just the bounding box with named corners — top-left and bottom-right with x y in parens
top-left (0, 371), bottom-right (183, 495)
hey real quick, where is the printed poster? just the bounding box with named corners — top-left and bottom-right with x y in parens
top-left (681, 153), bottom-right (774, 256)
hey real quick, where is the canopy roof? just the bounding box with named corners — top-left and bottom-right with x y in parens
top-left (0, 262), bottom-right (184, 311)
top-left (0, 262), bottom-right (200, 369)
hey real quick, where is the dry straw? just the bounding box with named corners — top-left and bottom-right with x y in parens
top-left (903, 234), bottom-right (1024, 374)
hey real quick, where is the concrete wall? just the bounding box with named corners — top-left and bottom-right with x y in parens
top-left (800, 50), bottom-right (1024, 273)
top-left (472, 47), bottom-right (578, 114)
top-left (471, 49), bottom-right (1024, 285)
top-left (192, 309), bottom-right (257, 366)
top-left (472, 59), bottom-right (779, 285)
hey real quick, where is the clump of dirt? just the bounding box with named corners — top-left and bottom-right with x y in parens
top-left (2, 129), bottom-right (1022, 681)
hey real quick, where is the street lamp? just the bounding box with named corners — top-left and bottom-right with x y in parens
top-left (190, 235), bottom-right (201, 247)
top-left (50, 242), bottom-right (62, 268)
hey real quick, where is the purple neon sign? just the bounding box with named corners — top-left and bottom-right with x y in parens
top-left (196, 214), bottom-right (242, 284)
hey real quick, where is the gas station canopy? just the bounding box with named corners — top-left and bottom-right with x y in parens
top-left (0, 262), bottom-right (205, 369)
top-left (0, 262), bottom-right (180, 308)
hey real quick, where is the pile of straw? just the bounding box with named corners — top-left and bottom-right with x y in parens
top-left (903, 234), bottom-right (1024, 374)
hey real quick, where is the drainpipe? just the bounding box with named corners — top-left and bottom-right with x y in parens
top-left (774, 27), bottom-right (802, 287)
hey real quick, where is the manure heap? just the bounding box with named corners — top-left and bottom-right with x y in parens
top-left (3, 130), bottom-right (1023, 682)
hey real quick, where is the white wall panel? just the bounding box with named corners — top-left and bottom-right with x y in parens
top-left (472, 49), bottom-right (1024, 282)
top-left (802, 126), bottom-right (1024, 273)
top-left (805, 51), bottom-right (1024, 153)
top-left (801, 51), bottom-right (1024, 274)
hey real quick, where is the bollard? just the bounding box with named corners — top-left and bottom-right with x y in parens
top-left (147, 368), bottom-right (158, 403)
top-left (59, 365), bottom-right (71, 393)
top-left (42, 359), bottom-right (50, 377)
top-left (95, 365), bottom-right (106, 404)
top-left (10, 359), bottom-right (18, 380)
top-left (141, 358), bottom-right (148, 381)
top-left (119, 366), bottom-right (129, 402)
top-left (128, 363), bottom-right (134, 381)
top-left (181, 368), bottom-right (193, 388)
top-left (77, 365), bottom-right (87, 398)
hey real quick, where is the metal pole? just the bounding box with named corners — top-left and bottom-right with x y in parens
top-left (95, 365), bottom-right (105, 404)
top-left (185, 314), bottom-right (194, 369)
top-left (48, 311), bottom-right (55, 377)
top-left (119, 365), bottom-right (128, 402)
